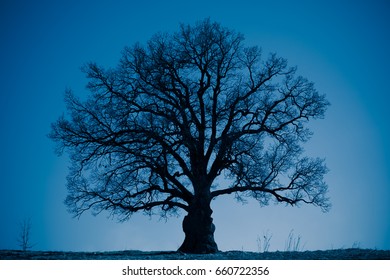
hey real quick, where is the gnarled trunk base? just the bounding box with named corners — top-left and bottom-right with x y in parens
top-left (178, 206), bottom-right (218, 254)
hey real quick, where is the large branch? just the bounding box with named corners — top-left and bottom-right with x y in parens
top-left (211, 156), bottom-right (329, 212)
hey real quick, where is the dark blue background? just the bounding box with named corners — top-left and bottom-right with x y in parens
top-left (1, 0), bottom-right (389, 252)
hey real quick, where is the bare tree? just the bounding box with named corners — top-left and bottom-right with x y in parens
top-left (17, 218), bottom-right (34, 251)
top-left (50, 19), bottom-right (330, 253)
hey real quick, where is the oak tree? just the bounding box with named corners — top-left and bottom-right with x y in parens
top-left (50, 19), bottom-right (330, 253)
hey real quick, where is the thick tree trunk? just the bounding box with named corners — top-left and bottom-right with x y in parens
top-left (178, 196), bottom-right (218, 254)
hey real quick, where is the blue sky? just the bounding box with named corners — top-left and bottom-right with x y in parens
top-left (0, 0), bottom-right (389, 252)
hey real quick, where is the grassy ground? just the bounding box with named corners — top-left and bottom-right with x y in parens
top-left (1, 248), bottom-right (390, 260)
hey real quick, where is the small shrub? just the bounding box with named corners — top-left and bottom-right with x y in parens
top-left (284, 229), bottom-right (305, 252)
top-left (257, 230), bottom-right (273, 253)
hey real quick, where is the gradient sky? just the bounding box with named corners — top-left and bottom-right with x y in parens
top-left (1, 0), bottom-right (389, 252)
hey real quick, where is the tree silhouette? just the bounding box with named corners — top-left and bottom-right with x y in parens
top-left (50, 19), bottom-right (330, 253)
top-left (17, 218), bottom-right (35, 251)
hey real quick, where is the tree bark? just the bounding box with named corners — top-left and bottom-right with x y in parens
top-left (178, 195), bottom-right (218, 254)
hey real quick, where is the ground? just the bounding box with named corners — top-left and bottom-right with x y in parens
top-left (1, 249), bottom-right (390, 260)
